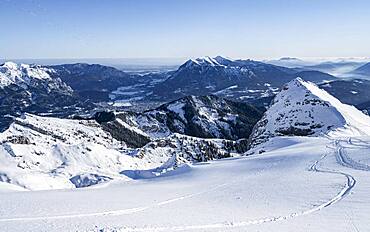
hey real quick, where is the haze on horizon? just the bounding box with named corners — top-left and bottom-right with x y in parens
top-left (1, 0), bottom-right (370, 60)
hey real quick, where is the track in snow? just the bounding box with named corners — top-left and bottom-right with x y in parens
top-left (0, 182), bottom-right (230, 222)
top-left (0, 141), bottom-right (356, 232)
top-left (335, 139), bottom-right (370, 172)
top-left (100, 143), bottom-right (357, 232)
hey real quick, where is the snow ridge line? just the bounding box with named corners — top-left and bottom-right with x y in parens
top-left (0, 183), bottom-right (230, 222)
top-left (99, 143), bottom-right (356, 232)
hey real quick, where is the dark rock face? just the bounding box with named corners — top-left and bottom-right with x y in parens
top-left (136, 134), bottom-right (248, 163)
top-left (4, 135), bottom-right (31, 144)
top-left (94, 111), bottom-right (116, 123)
top-left (278, 126), bottom-right (315, 136)
top-left (100, 120), bottom-right (151, 148)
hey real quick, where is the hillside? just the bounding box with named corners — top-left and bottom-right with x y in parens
top-left (248, 78), bottom-right (370, 148)
top-left (99, 95), bottom-right (263, 146)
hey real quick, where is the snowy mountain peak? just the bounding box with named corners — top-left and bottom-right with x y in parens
top-left (213, 56), bottom-right (232, 65)
top-left (2, 61), bottom-right (18, 69)
top-left (248, 78), bottom-right (370, 148)
top-left (0, 61), bottom-right (52, 87)
top-left (183, 56), bottom-right (228, 68)
top-left (279, 57), bottom-right (302, 61)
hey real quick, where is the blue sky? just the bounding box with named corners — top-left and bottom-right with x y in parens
top-left (1, 0), bottom-right (370, 59)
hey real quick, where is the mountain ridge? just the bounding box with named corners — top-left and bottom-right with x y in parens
top-left (248, 77), bottom-right (370, 149)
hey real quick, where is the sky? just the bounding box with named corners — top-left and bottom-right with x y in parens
top-left (1, 0), bottom-right (370, 60)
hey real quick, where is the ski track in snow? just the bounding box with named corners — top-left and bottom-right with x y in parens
top-left (0, 182), bottom-right (231, 223)
top-left (0, 140), bottom-right (358, 232)
top-left (334, 139), bottom-right (370, 172)
top-left (107, 144), bottom-right (357, 232)
top-left (90, 141), bottom-right (356, 232)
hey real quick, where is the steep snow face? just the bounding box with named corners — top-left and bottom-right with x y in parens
top-left (249, 78), bottom-right (370, 148)
top-left (0, 62), bottom-right (53, 88)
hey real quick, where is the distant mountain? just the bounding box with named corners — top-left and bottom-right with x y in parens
top-left (304, 61), bottom-right (364, 76)
top-left (49, 63), bottom-right (173, 107)
top-left (320, 79), bottom-right (370, 106)
top-left (151, 56), bottom-right (336, 102)
top-left (49, 63), bottom-right (136, 102)
top-left (0, 62), bottom-right (92, 131)
top-left (279, 57), bottom-right (301, 61)
top-left (248, 78), bottom-right (370, 149)
top-left (351, 62), bottom-right (370, 78)
top-left (320, 78), bottom-right (370, 114)
top-left (266, 57), bottom-right (315, 68)
top-left (0, 61), bottom-right (171, 131)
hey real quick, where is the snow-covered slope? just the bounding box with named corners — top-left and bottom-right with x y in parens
top-left (2, 135), bottom-right (370, 232)
top-left (0, 114), bottom-right (162, 190)
top-left (0, 113), bottom-right (245, 190)
top-left (248, 77), bottom-right (370, 148)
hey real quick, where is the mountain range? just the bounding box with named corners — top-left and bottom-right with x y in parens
top-left (1, 77), bottom-right (370, 190)
top-left (2, 56), bottom-right (370, 133)
top-left (151, 56), bottom-right (336, 102)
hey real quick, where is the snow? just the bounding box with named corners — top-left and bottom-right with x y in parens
top-left (185, 56), bottom-right (228, 68)
top-left (123, 112), bottom-right (172, 139)
top-left (0, 112), bottom-right (238, 191)
top-left (111, 101), bottom-right (132, 107)
top-left (1, 136), bottom-right (370, 231)
top-left (121, 154), bottom-right (190, 179)
top-left (0, 62), bottom-right (52, 88)
top-left (167, 102), bottom-right (186, 121)
top-left (0, 114), bottom-right (171, 190)
top-left (1, 77), bottom-right (370, 231)
top-left (115, 118), bottom-right (149, 138)
top-left (249, 78), bottom-right (370, 147)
